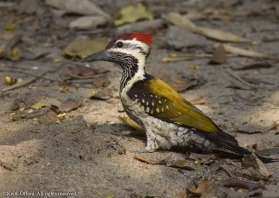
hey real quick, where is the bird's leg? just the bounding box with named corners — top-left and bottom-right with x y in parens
top-left (145, 130), bottom-right (160, 152)
top-left (130, 130), bottom-right (159, 153)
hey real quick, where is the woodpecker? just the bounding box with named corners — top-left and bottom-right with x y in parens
top-left (84, 32), bottom-right (276, 163)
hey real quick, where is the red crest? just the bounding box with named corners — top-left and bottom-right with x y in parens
top-left (106, 32), bottom-right (152, 49)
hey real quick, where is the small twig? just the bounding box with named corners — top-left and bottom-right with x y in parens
top-left (226, 70), bottom-right (257, 89)
top-left (2, 70), bottom-right (49, 92)
top-left (68, 79), bottom-right (101, 84)
top-left (162, 54), bottom-right (211, 62)
top-left (222, 179), bottom-right (265, 191)
top-left (162, 57), bottom-right (196, 62)
top-left (1, 68), bottom-right (61, 82)
top-left (169, 53), bottom-right (212, 58)
top-left (162, 53), bottom-right (236, 62)
top-left (235, 130), bottom-right (263, 134)
top-left (66, 71), bottom-right (109, 80)
top-left (5, 35), bottom-right (21, 51)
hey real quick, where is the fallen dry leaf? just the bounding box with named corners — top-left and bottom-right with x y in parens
top-left (114, 3), bottom-right (153, 26)
top-left (187, 178), bottom-right (212, 196)
top-left (166, 12), bottom-right (249, 42)
top-left (242, 153), bottom-right (271, 180)
top-left (38, 110), bottom-right (58, 125)
top-left (216, 44), bottom-right (278, 60)
top-left (189, 95), bottom-right (208, 105)
top-left (209, 44), bottom-right (226, 64)
top-left (59, 99), bottom-right (82, 113)
top-left (69, 16), bottom-right (107, 30)
top-left (90, 89), bottom-right (112, 100)
top-left (46, 0), bottom-right (111, 19)
top-left (31, 97), bottom-right (62, 110)
top-left (63, 37), bottom-right (107, 58)
top-left (188, 178), bottom-right (227, 198)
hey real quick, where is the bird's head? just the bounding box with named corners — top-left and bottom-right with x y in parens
top-left (84, 32), bottom-right (152, 71)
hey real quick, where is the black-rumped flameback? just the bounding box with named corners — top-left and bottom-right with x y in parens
top-left (84, 32), bottom-right (276, 163)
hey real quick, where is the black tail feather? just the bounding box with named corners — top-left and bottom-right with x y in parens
top-left (255, 153), bottom-right (279, 163)
top-left (196, 129), bottom-right (278, 163)
top-left (214, 137), bottom-right (278, 163)
top-left (215, 138), bottom-right (279, 163)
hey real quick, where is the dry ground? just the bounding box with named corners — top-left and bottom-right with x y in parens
top-left (0, 0), bottom-right (279, 197)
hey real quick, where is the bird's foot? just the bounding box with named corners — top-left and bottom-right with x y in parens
top-left (130, 146), bottom-right (156, 154)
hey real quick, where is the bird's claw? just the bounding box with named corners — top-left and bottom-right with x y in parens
top-left (130, 147), bottom-right (155, 154)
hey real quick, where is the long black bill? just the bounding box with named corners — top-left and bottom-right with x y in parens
top-left (83, 50), bottom-right (112, 62)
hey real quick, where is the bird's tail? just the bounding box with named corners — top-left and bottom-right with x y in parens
top-left (217, 140), bottom-right (278, 163)
top-left (196, 129), bottom-right (278, 163)
top-left (256, 153), bottom-right (278, 163)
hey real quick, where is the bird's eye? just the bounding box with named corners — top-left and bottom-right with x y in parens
top-left (116, 41), bottom-right (123, 48)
